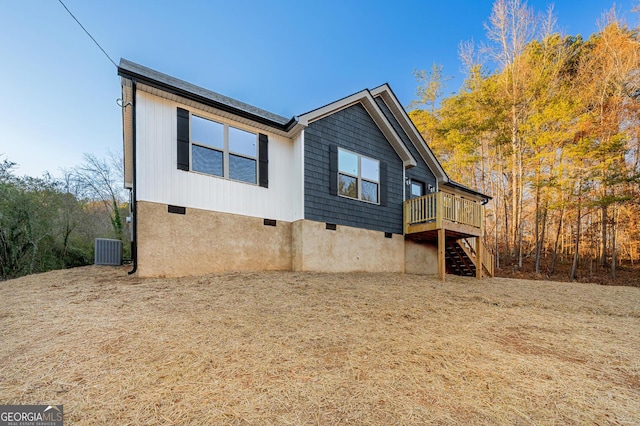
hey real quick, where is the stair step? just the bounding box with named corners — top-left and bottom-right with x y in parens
top-left (445, 241), bottom-right (477, 277)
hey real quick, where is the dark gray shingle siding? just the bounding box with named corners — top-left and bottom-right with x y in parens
top-left (374, 98), bottom-right (436, 196)
top-left (304, 103), bottom-right (404, 234)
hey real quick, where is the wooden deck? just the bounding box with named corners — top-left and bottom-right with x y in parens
top-left (403, 192), bottom-right (493, 279)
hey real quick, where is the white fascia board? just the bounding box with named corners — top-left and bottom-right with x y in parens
top-left (370, 84), bottom-right (448, 181)
top-left (297, 90), bottom-right (370, 126)
top-left (360, 95), bottom-right (416, 168)
top-left (298, 90), bottom-right (417, 168)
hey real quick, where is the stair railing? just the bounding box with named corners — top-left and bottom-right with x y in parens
top-left (460, 238), bottom-right (494, 277)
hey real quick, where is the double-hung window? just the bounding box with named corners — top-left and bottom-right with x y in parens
top-left (191, 115), bottom-right (257, 184)
top-left (338, 148), bottom-right (380, 203)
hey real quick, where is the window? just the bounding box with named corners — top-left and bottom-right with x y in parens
top-left (410, 180), bottom-right (424, 199)
top-left (190, 115), bottom-right (257, 184)
top-left (338, 148), bottom-right (379, 203)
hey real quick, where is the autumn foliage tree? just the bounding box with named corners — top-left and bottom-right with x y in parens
top-left (410, 1), bottom-right (640, 281)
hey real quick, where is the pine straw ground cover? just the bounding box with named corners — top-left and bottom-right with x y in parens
top-left (1, 267), bottom-right (639, 425)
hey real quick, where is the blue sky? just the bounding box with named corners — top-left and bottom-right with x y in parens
top-left (1, 0), bottom-right (637, 178)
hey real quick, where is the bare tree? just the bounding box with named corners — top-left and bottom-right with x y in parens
top-left (72, 152), bottom-right (127, 240)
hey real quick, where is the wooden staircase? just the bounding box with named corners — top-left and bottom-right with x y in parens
top-left (445, 241), bottom-right (476, 276)
top-left (445, 239), bottom-right (494, 277)
top-left (403, 192), bottom-right (494, 280)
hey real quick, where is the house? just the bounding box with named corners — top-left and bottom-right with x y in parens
top-left (117, 59), bottom-right (492, 279)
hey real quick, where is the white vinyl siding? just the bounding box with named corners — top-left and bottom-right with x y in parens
top-left (135, 91), bottom-right (296, 221)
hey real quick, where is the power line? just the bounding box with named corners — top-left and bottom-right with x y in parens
top-left (57, 0), bottom-right (118, 68)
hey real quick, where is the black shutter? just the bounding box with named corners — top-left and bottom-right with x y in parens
top-left (329, 145), bottom-right (338, 195)
top-left (177, 108), bottom-right (190, 171)
top-left (259, 133), bottom-right (269, 188)
top-left (379, 161), bottom-right (387, 206)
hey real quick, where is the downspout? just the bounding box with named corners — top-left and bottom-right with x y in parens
top-left (128, 79), bottom-right (138, 275)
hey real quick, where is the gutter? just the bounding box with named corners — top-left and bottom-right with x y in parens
top-left (117, 67), bottom-right (298, 133)
top-left (442, 179), bottom-right (492, 205)
top-left (128, 79), bottom-right (138, 275)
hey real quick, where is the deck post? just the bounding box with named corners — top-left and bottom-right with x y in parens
top-left (403, 200), bottom-right (409, 235)
top-left (435, 192), bottom-right (443, 230)
top-left (438, 228), bottom-right (446, 281)
top-left (477, 206), bottom-right (484, 279)
top-left (476, 236), bottom-right (483, 279)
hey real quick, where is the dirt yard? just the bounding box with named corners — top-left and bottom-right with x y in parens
top-left (1, 266), bottom-right (639, 425)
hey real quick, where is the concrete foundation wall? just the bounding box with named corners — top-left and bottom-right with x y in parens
top-left (136, 203), bottom-right (437, 277)
top-left (292, 220), bottom-right (404, 273)
top-left (404, 240), bottom-right (438, 275)
top-left (136, 201), bottom-right (292, 277)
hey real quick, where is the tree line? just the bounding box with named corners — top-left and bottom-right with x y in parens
top-left (410, 1), bottom-right (640, 280)
top-left (0, 153), bottom-right (128, 280)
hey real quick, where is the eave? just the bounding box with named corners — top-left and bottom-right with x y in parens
top-left (117, 59), bottom-right (301, 138)
top-left (370, 84), bottom-right (491, 202)
top-left (370, 84), bottom-right (447, 180)
top-left (297, 90), bottom-right (417, 169)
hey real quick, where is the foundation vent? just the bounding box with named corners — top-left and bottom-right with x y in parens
top-left (94, 238), bottom-right (122, 266)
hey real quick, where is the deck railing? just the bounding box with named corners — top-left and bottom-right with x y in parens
top-left (462, 238), bottom-right (495, 277)
top-left (404, 192), bottom-right (483, 230)
top-left (404, 191), bottom-right (493, 277)
top-left (405, 192), bottom-right (438, 225)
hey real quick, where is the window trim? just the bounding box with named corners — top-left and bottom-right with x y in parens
top-left (337, 147), bottom-right (380, 205)
top-left (190, 114), bottom-right (258, 185)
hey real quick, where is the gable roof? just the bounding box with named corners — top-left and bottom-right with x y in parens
top-left (370, 84), bottom-right (490, 202)
top-left (370, 84), bottom-right (447, 181)
top-left (298, 89), bottom-right (417, 168)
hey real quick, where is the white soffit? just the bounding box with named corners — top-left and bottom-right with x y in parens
top-left (135, 83), bottom-right (299, 138)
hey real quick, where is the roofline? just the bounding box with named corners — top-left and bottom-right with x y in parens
top-left (369, 83), bottom-right (448, 181)
top-left (298, 89), bottom-right (417, 168)
top-left (117, 62), bottom-right (298, 133)
top-left (442, 180), bottom-right (492, 202)
top-left (116, 60), bottom-right (488, 199)
top-left (369, 84), bottom-right (492, 201)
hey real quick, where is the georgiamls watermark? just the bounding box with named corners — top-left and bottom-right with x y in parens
top-left (0, 405), bottom-right (63, 426)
